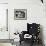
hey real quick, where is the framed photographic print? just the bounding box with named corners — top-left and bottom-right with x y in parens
top-left (14, 9), bottom-right (27, 20)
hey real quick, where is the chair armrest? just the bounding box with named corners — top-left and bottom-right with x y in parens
top-left (22, 31), bottom-right (28, 35)
top-left (19, 31), bottom-right (27, 41)
top-left (19, 34), bottom-right (24, 41)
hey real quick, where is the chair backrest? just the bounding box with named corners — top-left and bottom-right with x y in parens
top-left (27, 23), bottom-right (40, 35)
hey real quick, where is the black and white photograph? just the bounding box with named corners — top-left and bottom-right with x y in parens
top-left (14, 9), bottom-right (27, 20)
top-left (0, 0), bottom-right (46, 46)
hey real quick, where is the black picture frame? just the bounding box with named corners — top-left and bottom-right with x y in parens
top-left (14, 9), bottom-right (27, 20)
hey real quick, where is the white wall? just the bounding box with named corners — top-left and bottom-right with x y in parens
top-left (0, 0), bottom-right (13, 46)
top-left (9, 0), bottom-right (46, 45)
top-left (0, 0), bottom-right (8, 3)
top-left (0, 3), bottom-right (9, 39)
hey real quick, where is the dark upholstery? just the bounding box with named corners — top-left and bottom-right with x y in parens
top-left (19, 23), bottom-right (40, 45)
top-left (27, 23), bottom-right (40, 35)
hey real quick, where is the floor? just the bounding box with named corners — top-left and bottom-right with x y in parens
top-left (0, 43), bottom-right (14, 46)
top-left (0, 41), bottom-right (43, 46)
top-left (0, 43), bottom-right (43, 46)
top-left (19, 41), bottom-right (43, 46)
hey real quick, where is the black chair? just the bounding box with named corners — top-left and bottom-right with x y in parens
top-left (19, 23), bottom-right (40, 46)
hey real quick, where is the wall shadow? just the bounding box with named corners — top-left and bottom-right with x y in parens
top-left (40, 25), bottom-right (45, 46)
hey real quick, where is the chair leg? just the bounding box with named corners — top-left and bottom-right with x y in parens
top-left (30, 41), bottom-right (34, 46)
top-left (20, 41), bottom-right (21, 45)
top-left (30, 39), bottom-right (34, 46)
